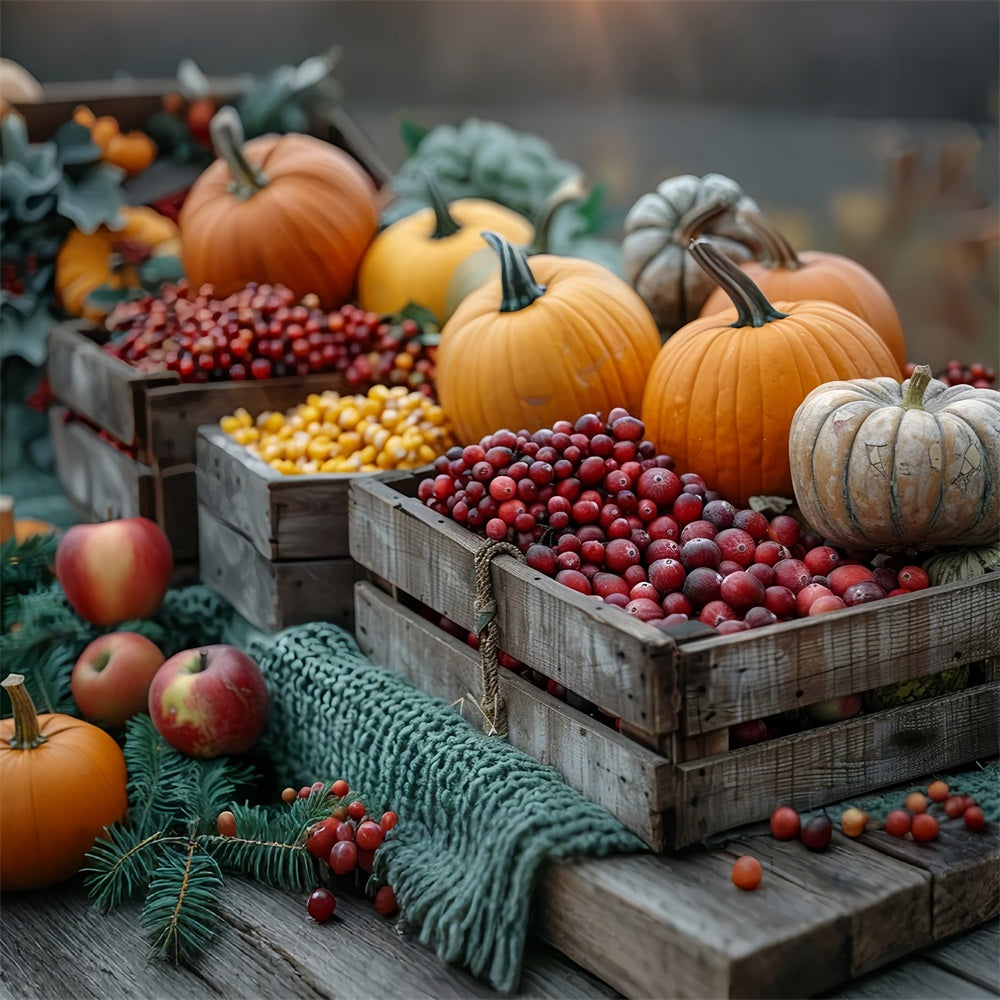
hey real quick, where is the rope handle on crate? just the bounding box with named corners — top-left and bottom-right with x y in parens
top-left (473, 539), bottom-right (523, 739)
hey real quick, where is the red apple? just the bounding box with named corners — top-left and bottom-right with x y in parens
top-left (805, 693), bottom-right (863, 723)
top-left (55, 517), bottom-right (173, 626)
top-left (148, 644), bottom-right (269, 759)
top-left (71, 631), bottom-right (165, 726)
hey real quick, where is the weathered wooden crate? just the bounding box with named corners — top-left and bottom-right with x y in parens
top-left (195, 424), bottom-right (392, 633)
top-left (349, 470), bottom-right (1000, 851)
top-left (46, 321), bottom-right (353, 569)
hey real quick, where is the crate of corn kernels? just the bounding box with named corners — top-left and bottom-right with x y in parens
top-left (196, 384), bottom-right (453, 632)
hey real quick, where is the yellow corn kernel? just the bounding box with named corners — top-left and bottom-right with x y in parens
top-left (418, 443), bottom-right (440, 464)
top-left (380, 408), bottom-right (400, 429)
top-left (298, 404), bottom-right (321, 425)
top-left (261, 411), bottom-right (284, 433)
top-left (320, 458), bottom-right (340, 473)
top-left (307, 438), bottom-right (332, 462)
top-left (276, 423), bottom-right (294, 441)
top-left (219, 414), bottom-right (242, 435)
top-left (232, 427), bottom-right (260, 446)
top-left (357, 444), bottom-right (377, 465)
top-left (337, 431), bottom-right (361, 455)
top-left (367, 383), bottom-right (390, 402)
top-left (423, 404), bottom-right (446, 426)
top-left (337, 405), bottom-right (361, 430)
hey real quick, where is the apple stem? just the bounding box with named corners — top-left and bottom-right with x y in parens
top-left (2, 673), bottom-right (48, 750)
top-left (197, 649), bottom-right (209, 673)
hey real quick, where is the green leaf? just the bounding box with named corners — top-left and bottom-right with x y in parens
top-left (83, 284), bottom-right (134, 311)
top-left (0, 161), bottom-right (62, 223)
top-left (56, 164), bottom-right (125, 234)
top-left (0, 301), bottom-right (55, 366)
top-left (50, 120), bottom-right (103, 167)
top-left (177, 58), bottom-right (211, 101)
top-left (399, 119), bottom-right (429, 157)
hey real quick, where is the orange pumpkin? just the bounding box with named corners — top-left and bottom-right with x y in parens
top-left (640, 239), bottom-right (900, 506)
top-left (0, 495), bottom-right (57, 544)
top-left (0, 673), bottom-right (128, 891)
top-left (179, 106), bottom-right (379, 309)
top-left (436, 232), bottom-right (661, 445)
top-left (55, 205), bottom-right (181, 321)
top-left (700, 211), bottom-right (908, 373)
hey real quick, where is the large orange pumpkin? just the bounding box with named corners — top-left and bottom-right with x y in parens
top-left (640, 238), bottom-right (900, 506)
top-left (55, 205), bottom-right (181, 322)
top-left (699, 211), bottom-right (908, 373)
top-left (179, 106), bottom-right (379, 309)
top-left (1, 673), bottom-right (128, 892)
top-left (436, 232), bottom-right (661, 445)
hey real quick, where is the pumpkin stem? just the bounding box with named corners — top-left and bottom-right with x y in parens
top-left (738, 209), bottom-right (803, 270)
top-left (529, 173), bottom-right (589, 254)
top-left (902, 364), bottom-right (933, 409)
top-left (210, 106), bottom-right (269, 200)
top-left (421, 171), bottom-right (463, 240)
top-left (2, 673), bottom-right (48, 750)
top-left (676, 196), bottom-right (738, 245)
top-left (482, 231), bottom-right (546, 312)
top-left (689, 237), bottom-right (788, 328)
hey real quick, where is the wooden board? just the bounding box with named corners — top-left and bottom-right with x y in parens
top-left (198, 504), bottom-right (356, 633)
top-left (196, 425), bottom-right (374, 561)
top-left (349, 471), bottom-right (1000, 752)
top-left (155, 463), bottom-right (198, 565)
top-left (354, 580), bottom-right (1000, 851)
top-left (48, 405), bottom-right (155, 521)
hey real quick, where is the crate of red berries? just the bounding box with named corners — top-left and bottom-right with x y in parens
top-left (348, 410), bottom-right (999, 851)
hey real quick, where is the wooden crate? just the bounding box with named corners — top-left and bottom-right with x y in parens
top-left (195, 424), bottom-right (392, 633)
top-left (349, 470), bottom-right (1000, 851)
top-left (47, 321), bottom-right (353, 570)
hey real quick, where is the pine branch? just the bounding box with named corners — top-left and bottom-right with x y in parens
top-left (188, 757), bottom-right (257, 835)
top-left (83, 825), bottom-right (183, 911)
top-left (140, 842), bottom-right (224, 964)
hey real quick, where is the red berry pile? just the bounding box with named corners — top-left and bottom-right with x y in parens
top-left (904, 360), bottom-right (997, 388)
top-left (278, 779), bottom-right (399, 923)
top-left (104, 281), bottom-right (437, 392)
top-left (417, 409), bottom-right (928, 636)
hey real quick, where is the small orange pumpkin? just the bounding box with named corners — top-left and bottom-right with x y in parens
top-left (55, 205), bottom-right (181, 321)
top-left (436, 232), bottom-right (661, 445)
top-left (358, 174), bottom-right (533, 323)
top-left (0, 495), bottom-right (57, 544)
top-left (700, 211), bottom-right (908, 373)
top-left (0, 673), bottom-right (128, 892)
top-left (640, 239), bottom-right (899, 506)
top-left (179, 106), bottom-right (379, 309)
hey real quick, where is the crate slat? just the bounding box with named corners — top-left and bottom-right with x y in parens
top-left (198, 504), bottom-right (356, 633)
top-left (354, 580), bottom-right (674, 851)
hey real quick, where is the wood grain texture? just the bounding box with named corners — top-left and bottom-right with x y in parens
top-left (46, 321), bottom-right (176, 450)
top-left (0, 877), bottom-right (616, 1000)
top-left (822, 957), bottom-right (997, 998)
top-left (354, 580), bottom-right (674, 850)
top-left (349, 472), bottom-right (680, 738)
top-left (673, 684), bottom-right (1000, 845)
top-left (145, 374), bottom-right (350, 467)
top-left (197, 425), bottom-right (365, 561)
top-left (198, 504), bottom-right (357, 633)
top-left (923, 920), bottom-right (1000, 992)
top-left (154, 462), bottom-right (198, 564)
top-left (679, 576), bottom-right (1000, 735)
top-left (48, 405), bottom-right (155, 521)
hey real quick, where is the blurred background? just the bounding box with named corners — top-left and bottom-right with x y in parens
top-left (3, 0), bottom-right (999, 369)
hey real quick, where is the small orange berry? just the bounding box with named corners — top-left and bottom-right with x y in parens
top-left (905, 791), bottom-right (928, 814)
top-left (731, 855), bottom-right (763, 891)
top-left (840, 807), bottom-right (869, 838)
top-left (927, 780), bottom-right (949, 803)
top-left (911, 812), bottom-right (939, 842)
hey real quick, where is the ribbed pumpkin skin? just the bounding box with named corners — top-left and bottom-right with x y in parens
top-left (179, 133), bottom-right (379, 309)
top-left (55, 205), bottom-right (181, 320)
top-left (641, 300), bottom-right (899, 507)
top-left (0, 711), bottom-right (128, 891)
top-left (357, 199), bottom-right (533, 322)
top-left (700, 251), bottom-right (908, 374)
top-left (789, 373), bottom-right (1000, 550)
top-left (923, 544), bottom-right (1000, 586)
top-left (436, 254), bottom-right (661, 445)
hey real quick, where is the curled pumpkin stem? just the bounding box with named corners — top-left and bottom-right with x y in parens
top-left (210, 106), bottom-right (269, 200)
top-left (420, 170), bottom-right (463, 240)
top-left (482, 231), bottom-right (546, 312)
top-left (2, 673), bottom-right (48, 750)
top-left (737, 209), bottom-right (803, 270)
top-left (902, 365), bottom-right (933, 409)
top-left (688, 237), bottom-right (787, 328)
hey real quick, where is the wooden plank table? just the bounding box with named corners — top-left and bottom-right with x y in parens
top-left (3, 808), bottom-right (996, 999)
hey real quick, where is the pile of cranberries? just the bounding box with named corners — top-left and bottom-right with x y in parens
top-left (103, 280), bottom-right (437, 392)
top-left (904, 359), bottom-right (997, 388)
top-left (417, 408), bottom-right (928, 636)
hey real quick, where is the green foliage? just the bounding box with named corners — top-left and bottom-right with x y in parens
top-left (86, 714), bottom-right (321, 964)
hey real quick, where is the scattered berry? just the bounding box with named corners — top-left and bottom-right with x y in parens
top-left (885, 809), bottom-right (912, 838)
top-left (731, 855), bottom-right (763, 891)
top-left (911, 813), bottom-right (939, 842)
top-left (769, 805), bottom-right (801, 841)
top-left (927, 780), bottom-right (949, 803)
top-left (306, 887), bottom-right (337, 923)
top-left (963, 806), bottom-right (986, 832)
top-left (216, 810), bottom-right (237, 837)
top-left (800, 814), bottom-right (833, 852)
top-left (374, 884), bottom-right (399, 915)
top-left (840, 807), bottom-right (868, 838)
top-left (904, 791), bottom-right (928, 814)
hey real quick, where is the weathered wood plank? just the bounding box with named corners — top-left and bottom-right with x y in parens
top-left (856, 817), bottom-right (1000, 940)
top-left (0, 876), bottom-right (615, 1000)
top-left (719, 831), bottom-right (932, 976)
top-left (46, 321), bottom-right (177, 450)
top-left (198, 504), bottom-right (356, 633)
top-left (354, 580), bottom-right (674, 851)
top-left (154, 463), bottom-right (198, 565)
top-left (680, 577), bottom-right (1000, 736)
top-left (197, 425), bottom-right (367, 561)
top-left (48, 405), bottom-right (155, 521)
top-left (349, 473), bottom-right (680, 739)
top-left (534, 850), bottom-right (850, 999)
top-left (923, 920), bottom-right (1000, 992)
top-left (673, 686), bottom-right (1000, 846)
top-left (146, 375), bottom-right (351, 468)
top-left (823, 958), bottom-right (997, 998)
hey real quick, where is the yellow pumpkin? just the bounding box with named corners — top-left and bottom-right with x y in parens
top-left (55, 205), bottom-right (181, 321)
top-left (435, 232), bottom-right (661, 445)
top-left (357, 175), bottom-right (533, 323)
